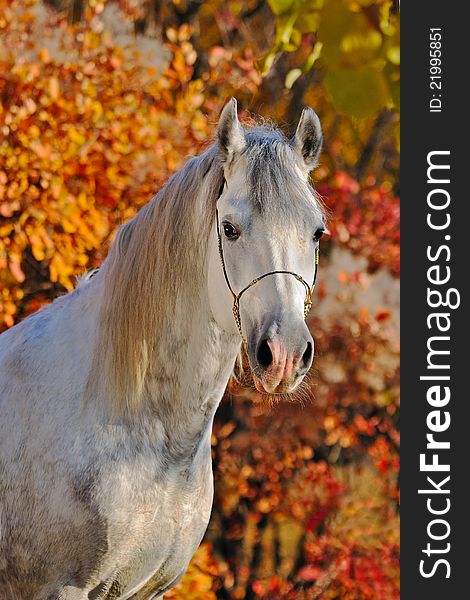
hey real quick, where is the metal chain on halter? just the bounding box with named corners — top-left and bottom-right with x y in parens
top-left (215, 180), bottom-right (320, 343)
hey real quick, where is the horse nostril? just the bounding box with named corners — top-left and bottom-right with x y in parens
top-left (256, 339), bottom-right (273, 369)
top-left (301, 341), bottom-right (313, 368)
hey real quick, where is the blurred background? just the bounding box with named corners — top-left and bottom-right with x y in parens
top-left (0, 0), bottom-right (399, 598)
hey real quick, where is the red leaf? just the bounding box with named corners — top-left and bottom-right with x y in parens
top-left (297, 565), bottom-right (323, 582)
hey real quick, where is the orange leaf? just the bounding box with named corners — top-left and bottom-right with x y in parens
top-left (9, 259), bottom-right (25, 283)
top-left (49, 77), bottom-right (60, 100)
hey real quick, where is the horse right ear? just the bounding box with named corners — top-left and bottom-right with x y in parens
top-left (217, 98), bottom-right (246, 164)
top-left (290, 107), bottom-right (323, 173)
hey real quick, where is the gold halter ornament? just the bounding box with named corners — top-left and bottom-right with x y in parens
top-left (215, 181), bottom-right (320, 342)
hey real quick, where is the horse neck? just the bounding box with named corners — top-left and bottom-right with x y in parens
top-left (143, 287), bottom-right (240, 456)
top-left (88, 219), bottom-right (240, 457)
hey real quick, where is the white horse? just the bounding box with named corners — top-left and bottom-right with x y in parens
top-left (0, 99), bottom-right (326, 599)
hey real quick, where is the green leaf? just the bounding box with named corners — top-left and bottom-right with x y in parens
top-left (303, 41), bottom-right (323, 70)
top-left (285, 68), bottom-right (302, 89)
top-left (284, 26), bottom-right (302, 51)
top-left (340, 20), bottom-right (382, 57)
top-left (387, 46), bottom-right (400, 65)
top-left (317, 0), bottom-right (354, 63)
top-left (268, 0), bottom-right (298, 16)
top-left (324, 66), bottom-right (389, 119)
top-left (258, 49), bottom-right (278, 75)
top-left (277, 11), bottom-right (301, 45)
top-left (295, 9), bottom-right (320, 34)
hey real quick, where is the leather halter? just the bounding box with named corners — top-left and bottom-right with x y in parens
top-left (215, 180), bottom-right (319, 342)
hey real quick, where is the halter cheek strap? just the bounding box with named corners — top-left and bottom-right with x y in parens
top-left (215, 181), bottom-right (320, 342)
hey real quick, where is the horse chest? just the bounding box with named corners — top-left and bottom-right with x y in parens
top-left (94, 453), bottom-right (214, 598)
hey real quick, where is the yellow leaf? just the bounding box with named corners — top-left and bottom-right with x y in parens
top-left (78, 192), bottom-right (88, 210)
top-left (38, 47), bottom-right (51, 63)
top-left (68, 128), bottom-right (86, 145)
top-left (91, 101), bottom-right (103, 118)
top-left (30, 233), bottom-right (45, 261)
top-left (62, 219), bottom-right (77, 233)
top-left (29, 125), bottom-right (41, 138)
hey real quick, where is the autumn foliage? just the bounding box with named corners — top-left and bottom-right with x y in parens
top-left (0, 0), bottom-right (260, 325)
top-left (0, 0), bottom-right (399, 598)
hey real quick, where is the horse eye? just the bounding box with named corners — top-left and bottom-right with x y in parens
top-left (314, 227), bottom-right (325, 241)
top-left (223, 222), bottom-right (239, 240)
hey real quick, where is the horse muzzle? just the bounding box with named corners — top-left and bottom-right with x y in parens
top-left (248, 324), bottom-right (314, 394)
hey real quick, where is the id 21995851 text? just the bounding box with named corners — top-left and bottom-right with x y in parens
top-left (429, 28), bottom-right (442, 113)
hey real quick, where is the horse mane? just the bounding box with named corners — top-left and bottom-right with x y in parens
top-left (87, 145), bottom-right (224, 416)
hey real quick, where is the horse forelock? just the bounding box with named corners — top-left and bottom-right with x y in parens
top-left (243, 126), bottom-right (327, 227)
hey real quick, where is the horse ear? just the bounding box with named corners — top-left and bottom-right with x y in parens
top-left (290, 107), bottom-right (323, 172)
top-left (217, 98), bottom-right (246, 164)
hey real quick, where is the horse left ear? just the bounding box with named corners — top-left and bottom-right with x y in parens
top-left (217, 97), bottom-right (246, 165)
top-left (290, 107), bottom-right (323, 172)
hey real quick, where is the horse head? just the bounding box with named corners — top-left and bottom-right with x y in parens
top-left (208, 98), bottom-right (327, 395)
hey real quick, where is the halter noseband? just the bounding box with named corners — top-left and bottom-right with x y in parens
top-left (215, 180), bottom-right (320, 342)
